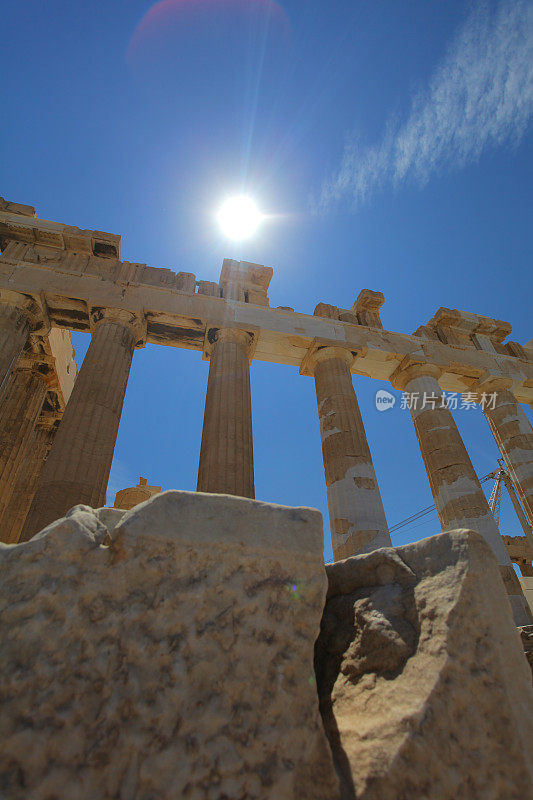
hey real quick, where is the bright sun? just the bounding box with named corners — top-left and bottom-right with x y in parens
top-left (217, 196), bottom-right (263, 240)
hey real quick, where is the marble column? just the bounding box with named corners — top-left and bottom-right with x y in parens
top-left (310, 346), bottom-right (390, 560)
top-left (0, 360), bottom-right (48, 523)
top-left (0, 414), bottom-right (57, 544)
top-left (392, 361), bottom-right (532, 626)
top-left (20, 309), bottom-right (142, 541)
top-left (197, 328), bottom-right (254, 498)
top-left (0, 294), bottom-right (41, 395)
top-left (481, 383), bottom-right (533, 530)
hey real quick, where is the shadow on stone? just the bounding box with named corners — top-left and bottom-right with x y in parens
top-left (315, 550), bottom-right (419, 799)
top-left (313, 531), bottom-right (533, 800)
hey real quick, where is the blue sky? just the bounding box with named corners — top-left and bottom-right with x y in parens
top-left (2, 0), bottom-right (532, 560)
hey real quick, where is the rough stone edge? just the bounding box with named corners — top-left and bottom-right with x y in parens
top-left (112, 489), bottom-right (326, 557)
top-left (0, 505), bottom-right (109, 560)
top-left (1, 491), bottom-right (326, 561)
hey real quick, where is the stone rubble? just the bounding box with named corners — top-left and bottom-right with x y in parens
top-left (315, 529), bottom-right (533, 800)
top-left (2, 492), bottom-right (533, 800)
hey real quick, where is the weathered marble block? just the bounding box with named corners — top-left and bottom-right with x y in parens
top-left (315, 529), bottom-right (533, 800)
top-left (0, 491), bottom-right (339, 800)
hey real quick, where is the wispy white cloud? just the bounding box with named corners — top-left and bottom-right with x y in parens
top-left (317, 0), bottom-right (533, 212)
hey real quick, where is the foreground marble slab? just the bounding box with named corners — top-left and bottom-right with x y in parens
top-left (0, 491), bottom-right (339, 800)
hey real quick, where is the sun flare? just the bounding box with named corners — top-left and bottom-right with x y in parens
top-left (217, 196), bottom-right (263, 240)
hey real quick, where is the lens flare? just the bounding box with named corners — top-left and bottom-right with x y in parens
top-left (217, 196), bottom-right (263, 240)
top-left (127, 0), bottom-right (290, 66)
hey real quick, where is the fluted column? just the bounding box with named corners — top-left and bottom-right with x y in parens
top-left (21, 309), bottom-right (142, 541)
top-left (0, 360), bottom-right (48, 522)
top-left (0, 414), bottom-right (57, 544)
top-left (197, 328), bottom-right (254, 498)
top-left (392, 361), bottom-right (532, 626)
top-left (0, 294), bottom-right (43, 395)
top-left (310, 346), bottom-right (390, 560)
top-left (480, 383), bottom-right (533, 530)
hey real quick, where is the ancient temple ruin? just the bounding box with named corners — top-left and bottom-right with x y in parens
top-left (2, 196), bottom-right (533, 799)
top-left (1, 195), bottom-right (532, 625)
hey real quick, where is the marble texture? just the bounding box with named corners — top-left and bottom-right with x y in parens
top-left (315, 529), bottom-right (533, 800)
top-left (0, 491), bottom-right (338, 800)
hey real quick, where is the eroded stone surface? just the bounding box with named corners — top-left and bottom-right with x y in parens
top-left (315, 530), bottom-right (533, 800)
top-left (0, 491), bottom-right (338, 800)
top-left (20, 310), bottom-right (140, 541)
top-left (390, 362), bottom-right (532, 627)
top-left (309, 344), bottom-right (390, 560)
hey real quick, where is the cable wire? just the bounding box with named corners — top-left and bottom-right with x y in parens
top-left (389, 472), bottom-right (493, 534)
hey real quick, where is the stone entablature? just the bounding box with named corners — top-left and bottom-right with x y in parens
top-left (1, 201), bottom-right (532, 404)
top-left (0, 197), bottom-right (120, 259)
top-left (415, 306), bottom-right (530, 359)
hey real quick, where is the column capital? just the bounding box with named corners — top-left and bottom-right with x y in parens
top-left (16, 351), bottom-right (55, 371)
top-left (299, 340), bottom-right (356, 377)
top-left (390, 356), bottom-right (442, 391)
top-left (35, 410), bottom-right (61, 431)
top-left (14, 350), bottom-right (58, 391)
top-left (89, 307), bottom-right (147, 348)
top-left (467, 372), bottom-right (514, 398)
top-left (203, 326), bottom-right (256, 363)
top-left (0, 290), bottom-right (49, 335)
